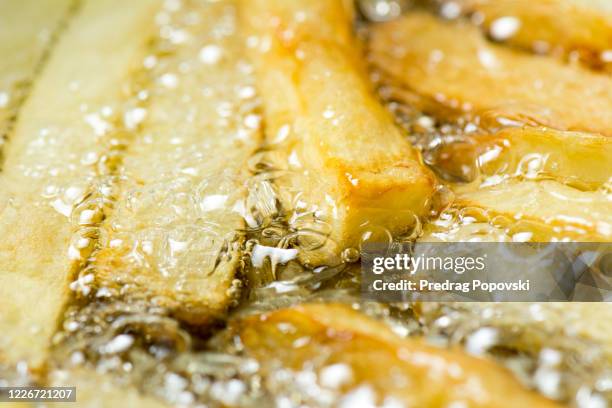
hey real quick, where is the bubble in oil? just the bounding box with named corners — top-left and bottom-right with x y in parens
top-left (341, 248), bottom-right (360, 263)
top-left (358, 0), bottom-right (410, 22)
top-left (416, 303), bottom-right (612, 406)
top-left (359, 225), bottom-right (393, 250)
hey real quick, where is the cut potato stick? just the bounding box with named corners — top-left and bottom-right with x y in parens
top-left (453, 179), bottom-right (612, 241)
top-left (93, 1), bottom-right (259, 325)
top-left (442, 0), bottom-right (612, 69)
top-left (0, 0), bottom-right (73, 154)
top-left (242, 0), bottom-right (437, 256)
top-left (368, 12), bottom-right (612, 136)
top-left (0, 0), bottom-right (160, 370)
top-left (232, 303), bottom-right (560, 407)
top-left (433, 127), bottom-right (612, 191)
top-left (419, 172), bottom-right (612, 242)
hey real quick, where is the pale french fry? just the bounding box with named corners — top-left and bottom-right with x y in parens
top-left (368, 12), bottom-right (612, 136)
top-left (93, 1), bottom-right (259, 325)
top-left (420, 129), bottom-right (612, 242)
top-left (232, 303), bottom-right (560, 407)
top-left (444, 0), bottom-right (612, 69)
top-left (242, 0), bottom-right (437, 257)
top-left (453, 179), bottom-right (612, 241)
top-left (0, 0), bottom-right (160, 370)
top-left (432, 127), bottom-right (612, 191)
top-left (0, 0), bottom-right (73, 150)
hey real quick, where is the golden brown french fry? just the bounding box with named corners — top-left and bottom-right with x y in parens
top-left (92, 0), bottom-right (259, 325)
top-left (444, 0), bottom-right (612, 69)
top-left (232, 303), bottom-right (561, 407)
top-left (368, 12), bottom-right (612, 136)
top-left (0, 0), bottom-right (73, 151)
top-left (0, 0), bottom-right (160, 371)
top-left (241, 0), bottom-right (437, 258)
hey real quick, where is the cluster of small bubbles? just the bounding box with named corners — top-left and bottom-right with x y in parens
top-left (52, 299), bottom-right (204, 396)
top-left (63, 105), bottom-right (137, 267)
top-left (55, 300), bottom-right (268, 406)
top-left (415, 303), bottom-right (612, 405)
top-left (372, 75), bottom-right (492, 184)
top-left (422, 204), bottom-right (590, 243)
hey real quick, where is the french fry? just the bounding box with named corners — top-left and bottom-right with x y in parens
top-left (368, 12), bottom-right (612, 136)
top-left (453, 179), bottom-right (612, 241)
top-left (444, 0), bottom-right (612, 70)
top-left (0, 0), bottom-right (73, 155)
top-left (419, 130), bottom-right (612, 241)
top-left (432, 127), bottom-right (612, 191)
top-left (0, 0), bottom-right (160, 370)
top-left (92, 0), bottom-right (259, 325)
top-left (241, 0), bottom-right (437, 258)
top-left (232, 303), bottom-right (561, 407)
